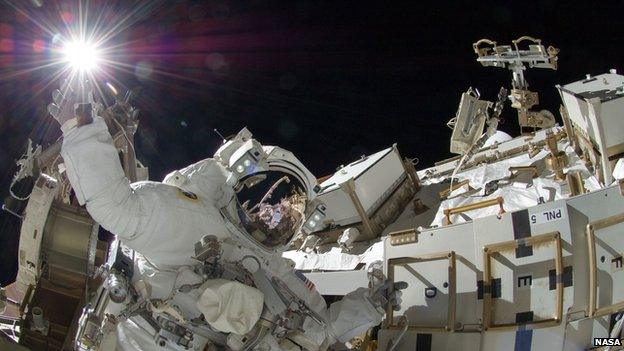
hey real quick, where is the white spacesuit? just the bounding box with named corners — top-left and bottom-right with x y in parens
top-left (48, 77), bottom-right (400, 351)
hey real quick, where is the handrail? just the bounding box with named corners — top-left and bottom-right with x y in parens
top-left (444, 197), bottom-right (504, 225)
top-left (586, 212), bottom-right (624, 318)
top-left (473, 38), bottom-right (497, 57)
top-left (482, 232), bottom-right (563, 331)
top-left (512, 36), bottom-right (542, 53)
top-left (509, 166), bottom-right (539, 179)
top-left (386, 251), bottom-right (456, 332)
top-left (439, 179), bottom-right (470, 199)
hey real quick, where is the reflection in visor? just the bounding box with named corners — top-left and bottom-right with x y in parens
top-left (236, 174), bottom-right (306, 248)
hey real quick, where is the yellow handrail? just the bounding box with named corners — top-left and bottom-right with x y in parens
top-left (444, 197), bottom-right (504, 225)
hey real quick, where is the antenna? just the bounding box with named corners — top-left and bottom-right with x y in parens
top-left (213, 128), bottom-right (226, 143)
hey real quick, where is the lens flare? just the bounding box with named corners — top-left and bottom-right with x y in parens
top-left (62, 40), bottom-right (99, 72)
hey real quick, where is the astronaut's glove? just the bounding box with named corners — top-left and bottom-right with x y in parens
top-left (367, 261), bottom-right (408, 312)
top-left (47, 76), bottom-right (94, 131)
top-left (369, 280), bottom-right (407, 312)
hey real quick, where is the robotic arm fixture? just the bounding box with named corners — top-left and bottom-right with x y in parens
top-left (446, 36), bottom-right (559, 187)
top-left (473, 36), bottom-right (559, 132)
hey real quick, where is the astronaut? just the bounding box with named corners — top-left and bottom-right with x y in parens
top-left (47, 76), bottom-right (403, 351)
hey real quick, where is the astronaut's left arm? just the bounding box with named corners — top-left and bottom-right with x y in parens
top-left (301, 261), bottom-right (405, 346)
top-left (325, 287), bottom-right (385, 343)
top-left (270, 257), bottom-right (388, 345)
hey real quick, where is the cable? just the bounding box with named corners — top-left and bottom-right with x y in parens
top-left (447, 87), bottom-right (507, 203)
top-left (387, 315), bottom-right (409, 351)
top-left (110, 116), bottom-right (136, 154)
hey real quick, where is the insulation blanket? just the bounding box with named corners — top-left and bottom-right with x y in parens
top-left (429, 141), bottom-right (601, 227)
top-left (283, 240), bottom-right (384, 271)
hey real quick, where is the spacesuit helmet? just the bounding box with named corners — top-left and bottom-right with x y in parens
top-left (235, 171), bottom-right (306, 248)
top-left (215, 128), bottom-right (327, 251)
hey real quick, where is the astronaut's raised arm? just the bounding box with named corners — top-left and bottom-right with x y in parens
top-left (50, 78), bottom-right (230, 267)
top-left (60, 114), bottom-right (235, 268)
top-left (61, 115), bottom-right (147, 238)
top-left (48, 77), bottom-right (151, 242)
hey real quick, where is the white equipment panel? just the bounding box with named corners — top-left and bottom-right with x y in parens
top-left (318, 146), bottom-right (407, 226)
top-left (558, 72), bottom-right (624, 184)
top-left (381, 185), bottom-right (624, 351)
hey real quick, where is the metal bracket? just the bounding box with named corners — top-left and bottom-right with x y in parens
top-left (439, 179), bottom-right (471, 199)
top-left (340, 178), bottom-right (379, 238)
top-left (389, 229), bottom-right (418, 246)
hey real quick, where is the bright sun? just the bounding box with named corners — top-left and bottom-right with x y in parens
top-left (62, 40), bottom-right (100, 72)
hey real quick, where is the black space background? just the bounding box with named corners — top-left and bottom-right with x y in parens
top-left (0, 0), bottom-right (622, 285)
